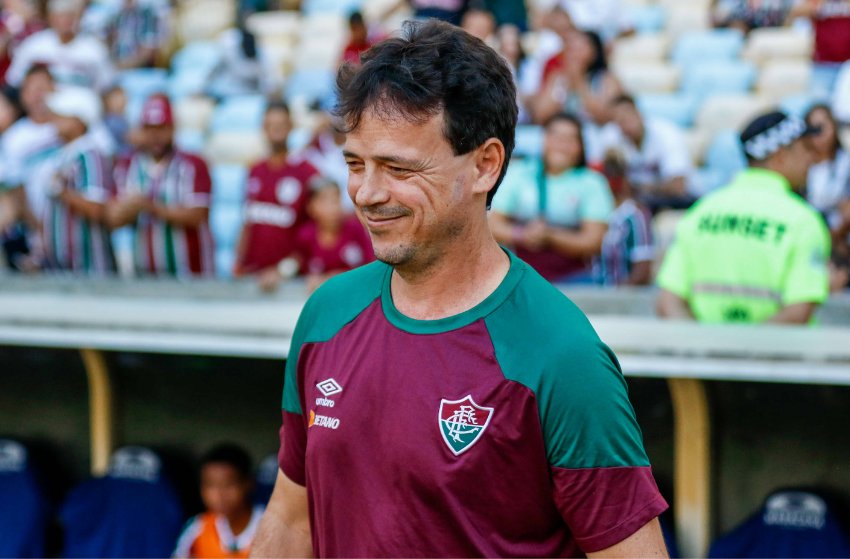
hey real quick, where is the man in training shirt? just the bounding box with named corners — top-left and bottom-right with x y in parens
top-left (252, 20), bottom-right (668, 558)
top-left (107, 93), bottom-right (215, 277)
top-left (657, 111), bottom-right (830, 324)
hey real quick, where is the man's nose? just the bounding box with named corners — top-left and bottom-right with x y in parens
top-left (351, 166), bottom-right (391, 208)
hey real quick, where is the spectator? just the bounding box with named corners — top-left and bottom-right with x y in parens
top-left (0, 0), bottom-right (46, 85)
top-left (496, 23), bottom-right (535, 123)
top-left (657, 111), bottom-right (830, 323)
top-left (598, 94), bottom-right (695, 212)
top-left (173, 444), bottom-right (264, 559)
top-left (489, 112), bottom-right (613, 283)
top-left (207, 13), bottom-right (277, 99)
top-left (0, 64), bottom-right (61, 271)
top-left (106, 0), bottom-right (160, 70)
top-left (711, 0), bottom-right (795, 32)
top-left (41, 85), bottom-right (115, 274)
top-left (233, 102), bottom-right (318, 292)
top-left (102, 85), bottom-right (130, 156)
top-left (107, 94), bottom-right (215, 278)
top-left (6, 0), bottom-right (114, 92)
top-left (531, 29), bottom-right (623, 127)
top-left (593, 149), bottom-right (654, 286)
top-left (788, 0), bottom-right (850, 96)
top-left (483, 0), bottom-right (528, 31)
top-left (302, 113), bottom-right (351, 211)
top-left (340, 11), bottom-right (372, 66)
top-left (806, 104), bottom-right (850, 291)
top-left (460, 7), bottom-right (496, 46)
top-left (294, 178), bottom-right (373, 293)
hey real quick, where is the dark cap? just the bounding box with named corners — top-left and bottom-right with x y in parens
top-left (740, 110), bottom-right (819, 161)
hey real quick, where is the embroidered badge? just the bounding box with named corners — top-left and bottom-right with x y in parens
top-left (438, 395), bottom-right (494, 456)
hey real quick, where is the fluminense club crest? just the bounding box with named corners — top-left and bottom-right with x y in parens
top-left (438, 395), bottom-right (494, 456)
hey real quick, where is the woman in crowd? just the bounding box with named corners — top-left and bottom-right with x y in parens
top-left (806, 103), bottom-right (850, 291)
top-left (489, 112), bottom-right (613, 283)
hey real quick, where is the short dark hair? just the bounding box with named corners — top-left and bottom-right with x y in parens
top-left (201, 443), bottom-right (252, 480)
top-left (806, 103), bottom-right (843, 153)
top-left (584, 31), bottom-right (608, 75)
top-left (543, 112), bottom-right (587, 168)
top-left (24, 63), bottom-right (52, 82)
top-left (349, 10), bottom-right (364, 27)
top-left (335, 19), bottom-right (518, 206)
top-left (265, 101), bottom-right (290, 116)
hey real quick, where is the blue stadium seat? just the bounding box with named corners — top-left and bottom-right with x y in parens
top-left (681, 61), bottom-right (756, 101)
top-left (119, 68), bottom-right (169, 101)
top-left (302, 0), bottom-right (363, 15)
top-left (171, 41), bottom-right (221, 76)
top-left (671, 29), bottom-right (745, 66)
top-left (59, 447), bottom-right (184, 559)
top-left (254, 453), bottom-right (278, 506)
top-left (0, 440), bottom-right (49, 558)
top-left (288, 127), bottom-right (314, 153)
top-left (779, 94), bottom-right (821, 118)
top-left (212, 164), bottom-right (249, 206)
top-left (626, 4), bottom-right (666, 34)
top-left (513, 124), bottom-right (544, 159)
top-left (637, 93), bottom-right (699, 128)
top-left (709, 490), bottom-right (850, 558)
top-left (167, 70), bottom-right (210, 100)
top-left (704, 129), bottom-right (746, 188)
top-left (284, 68), bottom-right (336, 108)
top-left (210, 95), bottom-right (267, 133)
top-left (175, 129), bottom-right (206, 154)
top-left (210, 204), bottom-right (243, 251)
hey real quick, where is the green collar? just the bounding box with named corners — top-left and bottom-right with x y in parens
top-left (381, 249), bottom-right (525, 334)
top-left (733, 168), bottom-right (793, 192)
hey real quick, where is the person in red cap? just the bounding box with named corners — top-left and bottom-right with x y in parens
top-left (106, 93), bottom-right (215, 277)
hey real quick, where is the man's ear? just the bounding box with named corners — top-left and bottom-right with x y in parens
top-left (471, 138), bottom-right (506, 197)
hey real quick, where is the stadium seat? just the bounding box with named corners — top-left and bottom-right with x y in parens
top-left (302, 0), bottom-right (364, 16)
top-left (742, 27), bottom-right (813, 66)
top-left (170, 41), bottom-right (222, 77)
top-left (695, 94), bottom-right (772, 140)
top-left (210, 203), bottom-right (243, 251)
top-left (167, 70), bottom-right (211, 100)
top-left (205, 131), bottom-right (267, 166)
top-left (59, 447), bottom-right (184, 559)
top-left (672, 29), bottom-right (744, 66)
top-left (611, 33), bottom-right (670, 65)
top-left (212, 164), bottom-right (248, 205)
top-left (288, 126), bottom-right (314, 153)
top-left (215, 248), bottom-right (236, 279)
top-left (175, 0), bottom-right (235, 43)
top-left (174, 95), bottom-right (216, 131)
top-left (709, 490), bottom-right (850, 558)
top-left (254, 453), bottom-right (278, 506)
top-left (514, 124), bottom-right (544, 159)
top-left (245, 10), bottom-right (301, 40)
top-left (284, 68), bottom-right (337, 108)
top-left (119, 68), bottom-right (169, 101)
top-left (175, 129), bottom-right (206, 154)
top-left (665, 4), bottom-right (710, 38)
top-left (637, 93), bottom-right (699, 128)
top-left (757, 60), bottom-right (811, 102)
top-left (681, 61), bottom-right (757, 101)
top-left (702, 129), bottom-right (746, 194)
top-left (0, 440), bottom-right (49, 558)
top-left (685, 128), bottom-right (710, 166)
top-left (626, 4), bottom-right (666, 34)
top-left (210, 95), bottom-right (267, 133)
top-left (615, 62), bottom-right (680, 94)
top-left (780, 94), bottom-right (818, 118)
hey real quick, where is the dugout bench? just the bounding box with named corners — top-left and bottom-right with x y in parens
top-left (0, 277), bottom-right (848, 558)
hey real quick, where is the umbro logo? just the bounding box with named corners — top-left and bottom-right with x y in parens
top-left (316, 378), bottom-right (343, 397)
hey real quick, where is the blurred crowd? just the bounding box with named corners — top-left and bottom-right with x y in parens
top-left (0, 0), bottom-right (847, 300)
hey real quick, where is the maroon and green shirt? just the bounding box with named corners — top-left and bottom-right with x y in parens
top-left (279, 250), bottom-right (667, 557)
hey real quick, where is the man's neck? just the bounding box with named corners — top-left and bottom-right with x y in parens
top-left (267, 149), bottom-right (288, 168)
top-left (390, 226), bottom-right (510, 321)
top-left (225, 506), bottom-right (253, 536)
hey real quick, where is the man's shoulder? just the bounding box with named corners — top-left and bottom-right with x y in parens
top-left (297, 261), bottom-right (387, 342)
top-left (18, 28), bottom-right (55, 50)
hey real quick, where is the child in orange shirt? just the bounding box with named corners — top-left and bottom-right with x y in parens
top-left (173, 444), bottom-right (263, 559)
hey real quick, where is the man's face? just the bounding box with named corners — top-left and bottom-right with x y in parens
top-left (263, 109), bottom-right (291, 152)
top-left (20, 71), bottom-right (53, 117)
top-left (806, 107), bottom-right (835, 156)
top-left (49, 9), bottom-right (80, 40)
top-left (543, 119), bottom-right (583, 172)
top-left (144, 124), bottom-right (174, 159)
top-left (613, 102), bottom-right (644, 144)
top-left (343, 109), bottom-right (480, 271)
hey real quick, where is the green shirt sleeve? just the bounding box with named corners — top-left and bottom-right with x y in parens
top-left (781, 213), bottom-right (831, 306)
top-left (579, 170), bottom-right (615, 223)
top-left (656, 220), bottom-right (691, 298)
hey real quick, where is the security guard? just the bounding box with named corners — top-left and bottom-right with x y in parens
top-left (657, 111), bottom-right (831, 324)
